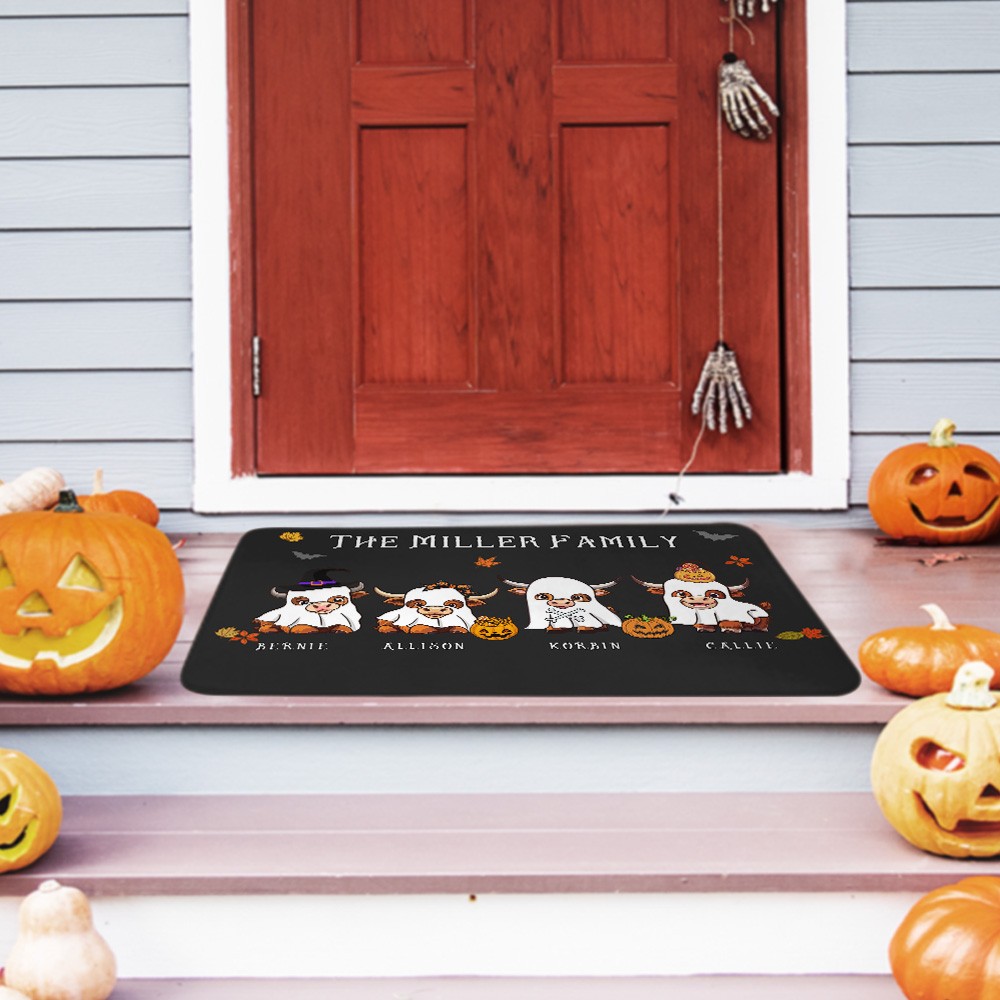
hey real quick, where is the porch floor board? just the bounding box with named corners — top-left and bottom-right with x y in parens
top-left (0, 790), bottom-right (995, 897)
top-left (1, 524), bottom-right (996, 725)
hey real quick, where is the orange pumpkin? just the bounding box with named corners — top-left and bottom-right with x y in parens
top-left (470, 616), bottom-right (518, 641)
top-left (0, 491), bottom-right (184, 695)
top-left (890, 876), bottom-right (1000, 1000)
top-left (77, 469), bottom-right (159, 527)
top-left (622, 615), bottom-right (674, 638)
top-left (859, 603), bottom-right (1000, 697)
top-left (0, 748), bottom-right (62, 874)
top-left (868, 418), bottom-right (1000, 544)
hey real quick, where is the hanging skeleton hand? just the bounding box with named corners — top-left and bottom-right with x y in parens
top-left (691, 344), bottom-right (752, 434)
top-left (723, 0), bottom-right (778, 17)
top-left (719, 53), bottom-right (780, 139)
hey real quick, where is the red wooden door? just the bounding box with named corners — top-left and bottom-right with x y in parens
top-left (249, 0), bottom-right (782, 474)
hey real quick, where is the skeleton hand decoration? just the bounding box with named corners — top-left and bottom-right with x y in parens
top-left (723, 0), bottom-right (778, 17)
top-left (719, 53), bottom-right (780, 139)
top-left (691, 343), bottom-right (752, 434)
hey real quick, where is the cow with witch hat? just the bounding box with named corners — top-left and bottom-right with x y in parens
top-left (254, 569), bottom-right (367, 634)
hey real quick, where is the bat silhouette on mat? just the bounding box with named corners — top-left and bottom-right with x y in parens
top-left (292, 551), bottom-right (326, 560)
top-left (694, 530), bottom-right (739, 541)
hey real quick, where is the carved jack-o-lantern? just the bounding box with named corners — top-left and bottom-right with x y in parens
top-left (871, 662), bottom-right (1000, 858)
top-left (0, 748), bottom-right (62, 874)
top-left (470, 616), bottom-right (518, 641)
top-left (868, 418), bottom-right (1000, 544)
top-left (622, 615), bottom-right (675, 639)
top-left (0, 491), bottom-right (184, 695)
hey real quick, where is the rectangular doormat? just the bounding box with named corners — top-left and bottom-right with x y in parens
top-left (181, 524), bottom-right (860, 698)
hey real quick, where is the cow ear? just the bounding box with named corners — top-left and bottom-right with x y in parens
top-left (351, 590), bottom-right (368, 599)
top-left (384, 596), bottom-right (405, 606)
top-left (467, 598), bottom-right (486, 607)
top-left (593, 588), bottom-right (610, 597)
top-left (648, 585), bottom-right (665, 595)
top-left (507, 587), bottom-right (527, 595)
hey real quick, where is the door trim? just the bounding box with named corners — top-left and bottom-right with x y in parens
top-left (191, 0), bottom-right (849, 512)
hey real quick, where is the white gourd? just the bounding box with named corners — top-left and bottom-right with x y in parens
top-left (0, 468), bottom-right (65, 515)
top-left (4, 880), bottom-right (117, 1000)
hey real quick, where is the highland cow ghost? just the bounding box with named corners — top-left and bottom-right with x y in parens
top-left (633, 563), bottom-right (768, 633)
top-left (374, 581), bottom-right (498, 634)
top-left (254, 570), bottom-right (366, 634)
top-left (503, 576), bottom-right (622, 631)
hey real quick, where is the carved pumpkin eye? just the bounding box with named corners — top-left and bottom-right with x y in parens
top-left (909, 465), bottom-right (939, 485)
top-left (965, 464), bottom-right (996, 481)
top-left (57, 555), bottom-right (104, 592)
top-left (0, 790), bottom-right (12, 818)
top-left (0, 555), bottom-right (13, 590)
top-left (915, 741), bottom-right (966, 772)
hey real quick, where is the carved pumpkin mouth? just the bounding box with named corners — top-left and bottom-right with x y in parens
top-left (910, 496), bottom-right (1000, 530)
top-left (917, 793), bottom-right (1000, 836)
top-left (0, 597), bottom-right (123, 669)
top-left (0, 819), bottom-right (36, 860)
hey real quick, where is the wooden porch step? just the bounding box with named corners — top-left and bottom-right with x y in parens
top-left (2, 791), bottom-right (995, 897)
top-left (105, 975), bottom-right (901, 998)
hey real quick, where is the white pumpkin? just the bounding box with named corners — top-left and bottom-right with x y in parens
top-left (0, 469), bottom-right (65, 515)
top-left (4, 880), bottom-right (117, 1000)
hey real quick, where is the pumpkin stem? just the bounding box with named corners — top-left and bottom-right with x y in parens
top-left (946, 661), bottom-right (997, 710)
top-left (929, 418), bottom-right (957, 448)
top-left (37, 880), bottom-right (62, 893)
top-left (52, 490), bottom-right (84, 514)
top-left (92, 468), bottom-right (104, 494)
top-left (921, 603), bottom-right (957, 631)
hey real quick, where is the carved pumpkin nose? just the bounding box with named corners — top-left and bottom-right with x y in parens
top-left (17, 592), bottom-right (52, 617)
top-left (948, 481), bottom-right (964, 497)
top-left (980, 784), bottom-right (1000, 800)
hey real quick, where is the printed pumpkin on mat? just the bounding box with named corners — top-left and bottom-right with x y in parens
top-left (0, 491), bottom-right (184, 695)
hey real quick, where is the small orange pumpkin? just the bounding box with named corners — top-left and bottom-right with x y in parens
top-left (0, 749), bottom-right (62, 874)
top-left (0, 490), bottom-right (184, 695)
top-left (622, 615), bottom-right (674, 638)
top-left (890, 876), bottom-right (1000, 1000)
top-left (868, 418), bottom-right (1000, 544)
top-left (470, 616), bottom-right (518, 641)
top-left (77, 469), bottom-right (159, 527)
top-left (859, 603), bottom-right (1000, 697)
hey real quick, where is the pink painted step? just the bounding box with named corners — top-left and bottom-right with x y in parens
top-left (2, 791), bottom-right (997, 897)
top-left (106, 975), bottom-right (901, 998)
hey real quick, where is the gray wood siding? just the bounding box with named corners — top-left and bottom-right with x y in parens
top-left (1, 3), bottom-right (998, 519)
top-left (847, 0), bottom-right (1000, 504)
top-left (0, 4), bottom-right (191, 510)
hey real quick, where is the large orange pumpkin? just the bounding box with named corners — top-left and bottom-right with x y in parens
top-left (0, 748), bottom-right (62, 874)
top-left (868, 418), bottom-right (1000, 544)
top-left (890, 876), bottom-right (1000, 1000)
top-left (0, 491), bottom-right (184, 695)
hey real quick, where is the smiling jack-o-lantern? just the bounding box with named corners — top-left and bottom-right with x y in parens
top-left (868, 418), bottom-right (1000, 544)
top-left (0, 748), bottom-right (62, 874)
top-left (872, 661), bottom-right (1000, 858)
top-left (0, 491), bottom-right (184, 695)
top-left (622, 615), bottom-right (675, 639)
top-left (470, 616), bottom-right (518, 641)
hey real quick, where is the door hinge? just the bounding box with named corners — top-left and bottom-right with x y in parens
top-left (251, 335), bottom-right (262, 397)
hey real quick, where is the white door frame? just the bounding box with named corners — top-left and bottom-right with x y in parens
top-left (189, 0), bottom-right (850, 513)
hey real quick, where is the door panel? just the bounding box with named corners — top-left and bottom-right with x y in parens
top-left (251, 0), bottom-right (782, 475)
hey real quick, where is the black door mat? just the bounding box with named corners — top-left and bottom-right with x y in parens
top-left (181, 524), bottom-right (860, 697)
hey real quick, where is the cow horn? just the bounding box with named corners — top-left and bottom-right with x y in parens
top-left (271, 587), bottom-right (287, 599)
top-left (500, 577), bottom-right (530, 589)
top-left (728, 578), bottom-right (749, 592)
top-left (349, 580), bottom-right (366, 594)
top-left (374, 585), bottom-right (405, 600)
top-left (468, 587), bottom-right (499, 601)
top-left (589, 578), bottom-right (619, 591)
top-left (630, 574), bottom-right (659, 589)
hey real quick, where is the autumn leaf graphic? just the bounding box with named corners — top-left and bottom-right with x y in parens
top-left (475, 556), bottom-right (501, 567)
